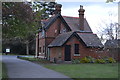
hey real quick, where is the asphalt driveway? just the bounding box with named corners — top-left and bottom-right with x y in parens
top-left (2, 55), bottom-right (73, 80)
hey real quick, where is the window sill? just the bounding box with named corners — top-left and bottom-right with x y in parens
top-left (74, 54), bottom-right (80, 56)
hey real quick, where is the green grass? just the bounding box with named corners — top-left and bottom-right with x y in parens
top-left (0, 61), bottom-right (2, 79)
top-left (0, 53), bottom-right (1, 55)
top-left (18, 56), bottom-right (52, 64)
top-left (44, 63), bottom-right (119, 78)
top-left (2, 53), bottom-right (30, 56)
top-left (0, 62), bottom-right (8, 79)
top-left (2, 53), bottom-right (35, 56)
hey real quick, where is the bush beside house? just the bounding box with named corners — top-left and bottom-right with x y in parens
top-left (72, 56), bottom-right (116, 64)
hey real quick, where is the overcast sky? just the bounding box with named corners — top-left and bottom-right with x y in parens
top-left (56, 1), bottom-right (118, 34)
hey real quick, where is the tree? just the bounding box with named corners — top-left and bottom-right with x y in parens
top-left (32, 2), bottom-right (57, 56)
top-left (2, 2), bottom-right (36, 55)
top-left (97, 12), bottom-right (119, 43)
top-left (2, 2), bottom-right (57, 55)
top-left (32, 2), bottom-right (56, 18)
top-left (106, 0), bottom-right (118, 3)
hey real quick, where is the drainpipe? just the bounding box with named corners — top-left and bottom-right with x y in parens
top-left (37, 32), bottom-right (39, 58)
top-left (44, 30), bottom-right (47, 59)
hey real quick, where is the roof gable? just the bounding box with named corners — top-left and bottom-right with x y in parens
top-left (42, 13), bottom-right (71, 31)
top-left (48, 32), bottom-right (85, 47)
top-left (48, 32), bottom-right (103, 48)
top-left (63, 16), bottom-right (93, 32)
top-left (48, 32), bottom-right (74, 47)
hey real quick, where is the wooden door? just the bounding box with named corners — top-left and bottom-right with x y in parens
top-left (64, 45), bottom-right (71, 61)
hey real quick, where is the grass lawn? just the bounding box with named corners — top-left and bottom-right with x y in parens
top-left (18, 56), bottom-right (52, 64)
top-left (0, 61), bottom-right (2, 79)
top-left (44, 63), bottom-right (119, 78)
top-left (1, 62), bottom-right (8, 79)
top-left (2, 53), bottom-right (33, 56)
top-left (18, 57), bottom-right (119, 78)
top-left (0, 53), bottom-right (2, 55)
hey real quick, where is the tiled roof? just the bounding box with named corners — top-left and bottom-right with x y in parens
top-left (41, 14), bottom-right (92, 32)
top-left (48, 32), bottom-right (73, 47)
top-left (105, 39), bottom-right (120, 48)
top-left (48, 32), bottom-right (103, 48)
top-left (63, 16), bottom-right (92, 32)
top-left (77, 33), bottom-right (104, 48)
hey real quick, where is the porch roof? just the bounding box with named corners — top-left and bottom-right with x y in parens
top-left (48, 32), bottom-right (73, 47)
top-left (48, 32), bottom-right (103, 48)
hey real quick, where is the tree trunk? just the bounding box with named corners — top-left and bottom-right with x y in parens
top-left (26, 42), bottom-right (29, 55)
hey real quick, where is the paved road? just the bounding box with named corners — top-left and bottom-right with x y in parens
top-left (2, 55), bottom-right (73, 79)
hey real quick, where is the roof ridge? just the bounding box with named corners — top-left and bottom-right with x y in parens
top-left (62, 15), bottom-right (79, 19)
top-left (57, 31), bottom-right (74, 36)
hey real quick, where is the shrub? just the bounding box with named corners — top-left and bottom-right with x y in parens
top-left (102, 57), bottom-right (116, 63)
top-left (72, 59), bottom-right (80, 64)
top-left (108, 57), bottom-right (116, 63)
top-left (71, 57), bottom-right (116, 64)
top-left (95, 59), bottom-right (106, 64)
top-left (86, 56), bottom-right (95, 63)
top-left (102, 56), bottom-right (109, 63)
top-left (80, 57), bottom-right (91, 63)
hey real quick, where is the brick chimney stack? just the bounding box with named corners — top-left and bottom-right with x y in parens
top-left (54, 4), bottom-right (62, 15)
top-left (78, 5), bottom-right (85, 31)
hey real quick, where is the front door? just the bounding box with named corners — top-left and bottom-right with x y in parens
top-left (65, 45), bottom-right (71, 61)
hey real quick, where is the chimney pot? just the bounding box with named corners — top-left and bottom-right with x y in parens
top-left (80, 5), bottom-right (83, 9)
top-left (54, 4), bottom-right (62, 15)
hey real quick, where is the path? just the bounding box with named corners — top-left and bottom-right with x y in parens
top-left (2, 55), bottom-right (73, 80)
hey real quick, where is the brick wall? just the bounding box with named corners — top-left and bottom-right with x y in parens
top-left (49, 35), bottom-right (109, 62)
top-left (38, 38), bottom-right (45, 57)
top-left (38, 18), bottom-right (69, 58)
top-left (45, 18), bottom-right (70, 47)
top-left (46, 18), bottom-right (68, 38)
top-left (107, 48), bottom-right (120, 61)
top-left (49, 47), bottom-right (63, 62)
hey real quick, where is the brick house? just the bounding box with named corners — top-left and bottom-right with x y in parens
top-left (35, 4), bottom-right (107, 62)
